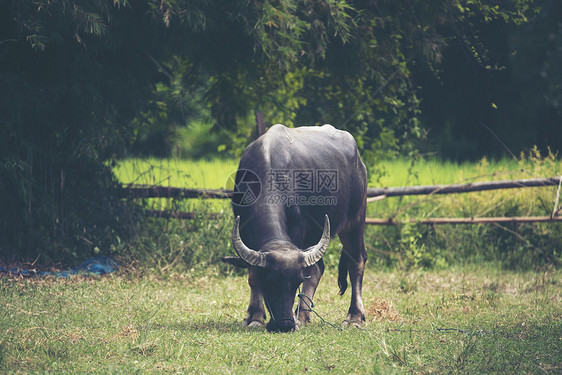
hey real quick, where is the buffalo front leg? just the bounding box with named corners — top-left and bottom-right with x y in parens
top-left (244, 268), bottom-right (266, 327)
top-left (295, 260), bottom-right (324, 328)
top-left (339, 225), bottom-right (367, 327)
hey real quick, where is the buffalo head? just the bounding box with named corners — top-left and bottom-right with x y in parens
top-left (230, 215), bottom-right (330, 332)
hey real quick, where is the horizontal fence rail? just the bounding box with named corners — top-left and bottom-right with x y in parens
top-left (365, 177), bottom-right (561, 198)
top-left (366, 216), bottom-right (562, 226)
top-left (121, 176), bottom-right (562, 225)
top-left (145, 210), bottom-right (220, 220)
top-left (120, 186), bottom-right (231, 199)
top-left (122, 177), bottom-right (560, 200)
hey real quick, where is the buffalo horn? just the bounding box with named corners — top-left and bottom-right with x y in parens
top-left (232, 216), bottom-right (268, 268)
top-left (303, 215), bottom-right (331, 267)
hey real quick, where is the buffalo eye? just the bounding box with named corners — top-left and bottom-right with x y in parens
top-left (297, 273), bottom-right (309, 283)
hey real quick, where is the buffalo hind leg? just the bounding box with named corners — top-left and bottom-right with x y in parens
top-left (295, 259), bottom-right (324, 328)
top-left (339, 224), bottom-right (367, 327)
top-left (244, 268), bottom-right (266, 327)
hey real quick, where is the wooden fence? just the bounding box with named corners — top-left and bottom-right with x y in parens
top-left (121, 176), bottom-right (562, 225)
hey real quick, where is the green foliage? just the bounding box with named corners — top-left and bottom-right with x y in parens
top-left (0, 0), bottom-right (547, 263)
top-left (395, 219), bottom-right (449, 270)
top-left (366, 150), bottom-right (562, 271)
top-left (416, 0), bottom-right (562, 160)
top-left (130, 57), bottom-right (214, 157)
top-left (148, 0), bottom-right (538, 162)
top-left (0, 0), bottom-right (163, 261)
top-left (124, 210), bottom-right (234, 274)
top-left (175, 121), bottom-right (229, 159)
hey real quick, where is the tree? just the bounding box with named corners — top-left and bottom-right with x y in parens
top-left (150, 0), bottom-right (536, 161)
top-left (414, 0), bottom-right (562, 160)
top-left (0, 0), bottom-right (166, 259)
top-left (0, 0), bottom-right (538, 260)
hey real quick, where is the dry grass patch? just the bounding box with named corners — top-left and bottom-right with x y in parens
top-left (367, 298), bottom-right (403, 322)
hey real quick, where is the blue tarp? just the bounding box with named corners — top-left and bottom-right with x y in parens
top-left (0, 256), bottom-right (118, 277)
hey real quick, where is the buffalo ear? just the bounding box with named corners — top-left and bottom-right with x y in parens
top-left (221, 256), bottom-right (249, 268)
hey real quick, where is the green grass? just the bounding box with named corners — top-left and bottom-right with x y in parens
top-left (112, 151), bottom-right (561, 192)
top-left (112, 158), bottom-right (238, 212)
top-left (112, 155), bottom-right (543, 189)
top-left (1, 267), bottom-right (560, 373)
top-left (111, 155), bottom-right (541, 213)
top-left (113, 158), bottom-right (239, 189)
top-left (363, 153), bottom-right (562, 228)
top-left (2, 153), bottom-right (560, 373)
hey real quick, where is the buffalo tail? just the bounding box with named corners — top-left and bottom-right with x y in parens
top-left (338, 252), bottom-right (348, 295)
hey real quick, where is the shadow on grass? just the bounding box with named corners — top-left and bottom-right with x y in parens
top-left (151, 320), bottom-right (262, 334)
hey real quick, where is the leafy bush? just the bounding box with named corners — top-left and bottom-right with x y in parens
top-left (120, 207), bottom-right (237, 275)
top-left (0, 159), bottom-right (141, 263)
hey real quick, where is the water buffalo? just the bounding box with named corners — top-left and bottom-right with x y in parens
top-left (223, 124), bottom-right (367, 332)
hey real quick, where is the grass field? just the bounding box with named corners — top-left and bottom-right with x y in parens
top-left (112, 154), bottom-right (558, 189)
top-left (1, 266), bottom-right (560, 373)
top-left (114, 158), bottom-right (238, 190)
top-left (1, 154), bottom-right (559, 373)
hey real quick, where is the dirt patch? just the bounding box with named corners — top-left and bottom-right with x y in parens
top-left (118, 324), bottom-right (139, 338)
top-left (367, 298), bottom-right (402, 322)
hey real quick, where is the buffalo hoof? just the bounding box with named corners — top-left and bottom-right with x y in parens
top-left (246, 321), bottom-right (264, 329)
top-left (342, 315), bottom-right (365, 328)
top-left (343, 310), bottom-right (365, 328)
top-left (342, 320), bottom-right (363, 329)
